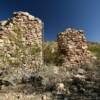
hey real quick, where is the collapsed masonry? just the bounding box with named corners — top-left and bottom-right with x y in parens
top-left (0, 11), bottom-right (43, 71)
top-left (0, 11), bottom-right (95, 72)
top-left (57, 28), bottom-right (95, 68)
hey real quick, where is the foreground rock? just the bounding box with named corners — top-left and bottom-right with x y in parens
top-left (0, 64), bottom-right (100, 100)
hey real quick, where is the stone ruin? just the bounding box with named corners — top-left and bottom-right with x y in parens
top-left (0, 11), bottom-right (43, 72)
top-left (0, 11), bottom-right (95, 72)
top-left (0, 12), bottom-right (98, 100)
top-left (57, 28), bottom-right (95, 68)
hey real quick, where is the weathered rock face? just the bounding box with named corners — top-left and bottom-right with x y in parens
top-left (57, 28), bottom-right (95, 68)
top-left (0, 11), bottom-right (43, 72)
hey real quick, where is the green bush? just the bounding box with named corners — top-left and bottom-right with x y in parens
top-left (88, 43), bottom-right (100, 60)
top-left (43, 41), bottom-right (64, 65)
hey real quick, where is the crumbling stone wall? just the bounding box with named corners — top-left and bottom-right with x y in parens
top-left (0, 11), bottom-right (43, 72)
top-left (0, 11), bottom-right (96, 72)
top-left (57, 28), bottom-right (95, 68)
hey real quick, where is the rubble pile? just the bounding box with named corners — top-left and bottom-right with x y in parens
top-left (57, 28), bottom-right (95, 68)
top-left (0, 11), bottom-right (43, 72)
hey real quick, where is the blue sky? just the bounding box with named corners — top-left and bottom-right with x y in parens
top-left (0, 0), bottom-right (100, 42)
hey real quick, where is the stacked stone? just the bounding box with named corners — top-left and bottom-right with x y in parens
top-left (0, 11), bottom-right (43, 71)
top-left (57, 28), bottom-right (94, 68)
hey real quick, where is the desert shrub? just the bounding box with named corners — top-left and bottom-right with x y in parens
top-left (43, 41), bottom-right (57, 64)
top-left (88, 43), bottom-right (100, 60)
top-left (43, 41), bottom-right (64, 65)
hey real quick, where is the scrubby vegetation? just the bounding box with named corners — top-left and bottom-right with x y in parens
top-left (43, 41), bottom-right (57, 64)
top-left (43, 41), bottom-right (65, 66)
top-left (88, 42), bottom-right (100, 60)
